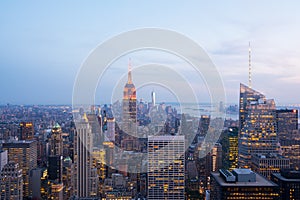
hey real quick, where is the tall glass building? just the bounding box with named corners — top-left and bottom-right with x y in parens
top-left (238, 83), bottom-right (279, 168)
top-left (148, 135), bottom-right (185, 200)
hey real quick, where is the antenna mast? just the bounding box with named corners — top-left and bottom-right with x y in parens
top-left (248, 42), bottom-right (252, 88)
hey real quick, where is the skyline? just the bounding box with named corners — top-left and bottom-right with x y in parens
top-left (1, 1), bottom-right (300, 105)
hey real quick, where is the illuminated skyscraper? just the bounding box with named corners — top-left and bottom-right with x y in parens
top-left (121, 61), bottom-right (139, 151)
top-left (122, 61), bottom-right (137, 133)
top-left (73, 114), bottom-right (98, 197)
top-left (220, 127), bottom-right (238, 171)
top-left (148, 135), bottom-right (185, 200)
top-left (48, 123), bottom-right (64, 199)
top-left (275, 109), bottom-right (300, 170)
top-left (0, 162), bottom-right (23, 200)
top-left (276, 109), bottom-right (298, 141)
top-left (48, 123), bottom-right (63, 183)
top-left (19, 122), bottom-right (34, 140)
top-left (2, 140), bottom-right (37, 198)
top-left (280, 138), bottom-right (300, 170)
top-left (238, 83), bottom-right (279, 168)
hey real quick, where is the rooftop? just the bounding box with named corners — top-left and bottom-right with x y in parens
top-left (272, 173), bottom-right (300, 182)
top-left (211, 171), bottom-right (277, 187)
top-left (233, 168), bottom-right (252, 175)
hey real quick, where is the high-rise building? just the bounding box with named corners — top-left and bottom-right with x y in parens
top-left (73, 115), bottom-right (98, 197)
top-left (19, 122), bottom-right (34, 140)
top-left (151, 90), bottom-right (156, 107)
top-left (271, 169), bottom-right (300, 200)
top-left (0, 162), bottom-right (23, 200)
top-left (220, 127), bottom-right (238, 171)
top-left (280, 138), bottom-right (300, 170)
top-left (0, 150), bottom-right (8, 171)
top-left (63, 157), bottom-right (74, 199)
top-left (122, 61), bottom-right (137, 134)
top-left (198, 115), bottom-right (210, 137)
top-left (48, 123), bottom-right (63, 183)
top-left (148, 135), bottom-right (185, 200)
top-left (276, 109), bottom-right (300, 170)
top-left (121, 62), bottom-right (139, 151)
top-left (211, 143), bottom-right (223, 172)
top-left (49, 183), bottom-right (64, 200)
top-left (251, 153), bottom-right (290, 180)
top-left (210, 168), bottom-right (279, 199)
top-left (196, 142), bottom-right (222, 194)
top-left (104, 118), bottom-right (115, 142)
top-left (276, 109), bottom-right (298, 141)
top-left (29, 168), bottom-right (49, 199)
top-left (2, 140), bottom-right (37, 198)
top-left (238, 83), bottom-right (279, 168)
top-left (49, 123), bottom-right (63, 156)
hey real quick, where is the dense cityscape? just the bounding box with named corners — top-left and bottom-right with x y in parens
top-left (0, 63), bottom-right (299, 199)
top-left (1, 1), bottom-right (300, 200)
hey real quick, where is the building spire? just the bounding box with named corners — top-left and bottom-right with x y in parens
top-left (128, 58), bottom-right (132, 84)
top-left (248, 42), bottom-right (252, 88)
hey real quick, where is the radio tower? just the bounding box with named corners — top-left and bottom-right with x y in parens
top-left (248, 42), bottom-right (252, 88)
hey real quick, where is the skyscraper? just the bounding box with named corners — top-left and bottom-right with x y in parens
top-left (220, 127), bottom-right (238, 171)
top-left (276, 109), bottom-right (300, 170)
top-left (148, 135), bottom-right (185, 200)
top-left (19, 122), bottom-right (34, 140)
top-left (198, 115), bottom-right (210, 137)
top-left (280, 138), bottom-right (300, 170)
top-left (238, 83), bottom-right (279, 168)
top-left (48, 123), bottom-right (63, 183)
top-left (2, 140), bottom-right (37, 198)
top-left (73, 114), bottom-right (98, 197)
top-left (0, 150), bottom-right (8, 171)
top-left (122, 61), bottom-right (137, 134)
top-left (276, 109), bottom-right (298, 141)
top-left (151, 90), bottom-right (156, 107)
top-left (121, 61), bottom-right (139, 151)
top-left (0, 162), bottom-right (23, 200)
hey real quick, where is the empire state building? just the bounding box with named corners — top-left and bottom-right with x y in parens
top-left (121, 61), bottom-right (139, 151)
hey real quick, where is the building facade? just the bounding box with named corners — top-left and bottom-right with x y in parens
top-left (148, 135), bottom-right (185, 200)
top-left (19, 122), bottom-right (34, 140)
top-left (211, 168), bottom-right (279, 199)
top-left (271, 170), bottom-right (300, 200)
top-left (238, 83), bottom-right (279, 168)
top-left (121, 62), bottom-right (139, 151)
top-left (251, 153), bottom-right (290, 180)
top-left (0, 162), bottom-right (23, 200)
top-left (220, 127), bottom-right (238, 171)
top-left (2, 140), bottom-right (37, 198)
top-left (73, 115), bottom-right (98, 197)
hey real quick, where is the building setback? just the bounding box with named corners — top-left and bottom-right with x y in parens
top-left (211, 168), bottom-right (279, 199)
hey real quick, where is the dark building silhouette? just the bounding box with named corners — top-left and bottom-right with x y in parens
top-left (271, 169), bottom-right (300, 200)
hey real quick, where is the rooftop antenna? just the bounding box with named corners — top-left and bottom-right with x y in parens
top-left (248, 42), bottom-right (252, 88)
top-left (128, 58), bottom-right (132, 84)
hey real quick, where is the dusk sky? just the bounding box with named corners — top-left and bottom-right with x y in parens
top-left (1, 1), bottom-right (300, 105)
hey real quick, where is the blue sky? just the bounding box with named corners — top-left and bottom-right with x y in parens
top-left (1, 1), bottom-right (300, 105)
